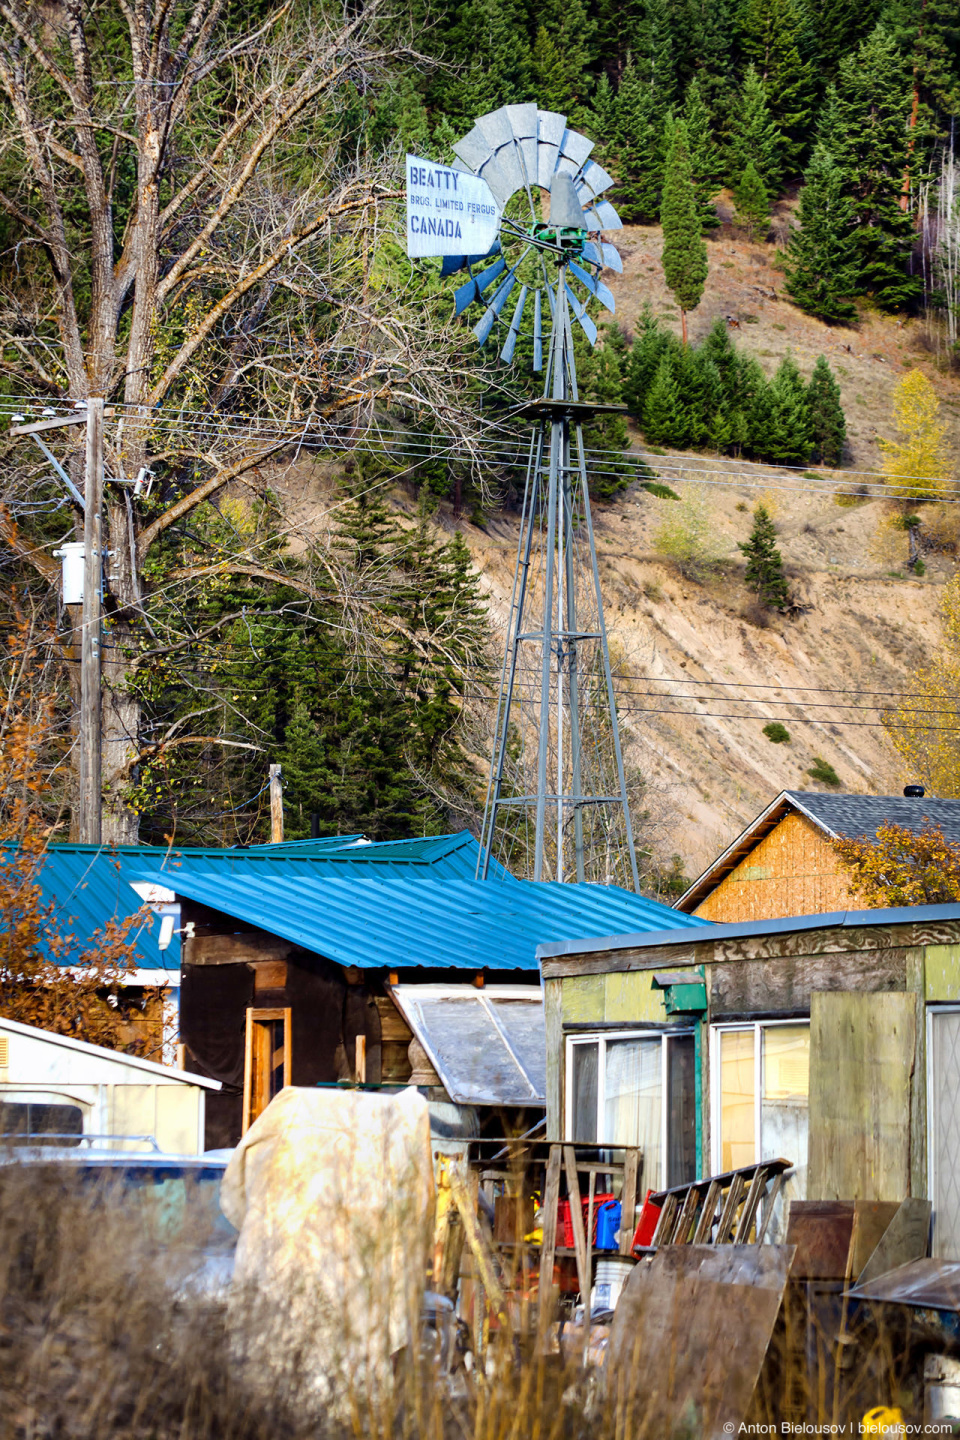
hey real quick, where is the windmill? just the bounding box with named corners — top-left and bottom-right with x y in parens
top-left (408, 106), bottom-right (639, 890)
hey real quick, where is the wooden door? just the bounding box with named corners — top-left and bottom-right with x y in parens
top-left (242, 1007), bottom-right (292, 1133)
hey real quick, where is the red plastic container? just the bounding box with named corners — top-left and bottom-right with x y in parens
top-left (631, 1189), bottom-right (663, 1250)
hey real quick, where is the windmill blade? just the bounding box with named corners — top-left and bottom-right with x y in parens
top-left (556, 128), bottom-right (593, 178)
top-left (581, 239), bottom-right (622, 274)
top-left (454, 255), bottom-right (506, 315)
top-left (452, 126), bottom-right (493, 173)
top-left (583, 200), bottom-right (623, 231)
top-left (500, 284), bottom-right (529, 363)
top-left (537, 109), bottom-right (566, 188)
top-left (601, 242), bottom-right (623, 273)
top-left (533, 288), bottom-right (543, 372)
top-left (569, 259), bottom-right (616, 314)
top-left (505, 104), bottom-right (539, 187)
top-left (475, 107), bottom-right (514, 151)
top-left (564, 282), bottom-right (597, 346)
top-left (477, 155), bottom-right (517, 209)
top-left (474, 267), bottom-right (519, 346)
top-left (576, 160), bottom-right (615, 203)
top-left (440, 243), bottom-right (500, 279)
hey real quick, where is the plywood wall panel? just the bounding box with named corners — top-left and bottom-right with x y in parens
top-left (807, 991), bottom-right (915, 1202)
top-left (695, 813), bottom-right (862, 925)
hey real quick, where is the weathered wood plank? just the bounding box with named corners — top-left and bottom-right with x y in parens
top-left (907, 948), bottom-right (927, 1201)
top-left (563, 1145), bottom-right (591, 1303)
top-left (539, 920), bottom-right (960, 980)
top-left (543, 978), bottom-right (562, 1141)
top-left (710, 949), bottom-right (908, 1017)
top-left (620, 1147), bottom-right (640, 1256)
top-left (539, 1144), bottom-right (562, 1300)
top-left (807, 991), bottom-right (916, 1203)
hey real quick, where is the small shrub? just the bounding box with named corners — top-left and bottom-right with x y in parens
top-left (807, 756), bottom-right (841, 787)
top-left (653, 489), bottom-right (724, 582)
top-left (914, 558), bottom-right (927, 575)
top-left (763, 721), bottom-right (791, 744)
top-left (736, 502), bottom-right (748, 512)
top-left (643, 481), bottom-right (681, 500)
top-left (643, 578), bottom-right (664, 601)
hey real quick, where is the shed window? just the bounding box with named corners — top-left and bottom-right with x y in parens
top-left (0, 1100), bottom-right (84, 1143)
top-left (243, 1007), bottom-right (291, 1134)
top-left (712, 1021), bottom-right (809, 1190)
top-left (565, 1031), bottom-right (696, 1191)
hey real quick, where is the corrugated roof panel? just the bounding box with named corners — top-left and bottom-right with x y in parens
top-left (25, 831), bottom-right (508, 969)
top-left (392, 985), bottom-right (544, 1104)
top-left (134, 870), bottom-right (707, 972)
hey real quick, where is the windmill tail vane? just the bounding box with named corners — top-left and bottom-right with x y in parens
top-left (406, 105), bottom-right (640, 892)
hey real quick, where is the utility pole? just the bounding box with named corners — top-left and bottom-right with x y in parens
top-left (79, 399), bottom-right (104, 845)
top-left (10, 402), bottom-right (110, 845)
top-left (269, 763), bottom-right (283, 843)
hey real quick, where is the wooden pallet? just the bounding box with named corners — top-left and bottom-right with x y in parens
top-left (645, 1158), bottom-right (793, 1248)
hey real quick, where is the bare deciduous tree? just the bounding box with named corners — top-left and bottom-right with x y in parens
top-left (0, 0), bottom-right (482, 840)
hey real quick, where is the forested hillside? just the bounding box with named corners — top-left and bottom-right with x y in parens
top-left (0, 0), bottom-right (958, 879)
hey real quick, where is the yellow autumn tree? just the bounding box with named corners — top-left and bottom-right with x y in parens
top-left (882, 573), bottom-right (960, 794)
top-left (879, 369), bottom-right (952, 500)
top-left (833, 822), bottom-right (960, 906)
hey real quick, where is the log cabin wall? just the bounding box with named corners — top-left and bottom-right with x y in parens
top-left (693, 812), bottom-right (862, 923)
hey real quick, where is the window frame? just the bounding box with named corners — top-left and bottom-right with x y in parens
top-left (709, 1018), bottom-right (810, 1175)
top-left (926, 1003), bottom-right (960, 1257)
top-left (242, 1007), bottom-right (292, 1135)
top-left (564, 1027), bottom-right (696, 1187)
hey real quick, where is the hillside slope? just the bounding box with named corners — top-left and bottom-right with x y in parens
top-left (464, 225), bottom-right (960, 885)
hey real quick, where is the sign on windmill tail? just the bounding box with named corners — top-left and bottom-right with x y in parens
top-left (405, 156), bottom-right (501, 258)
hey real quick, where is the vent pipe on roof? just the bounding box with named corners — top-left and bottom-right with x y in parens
top-left (904, 784), bottom-right (926, 797)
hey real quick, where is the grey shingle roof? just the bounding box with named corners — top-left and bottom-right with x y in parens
top-left (787, 791), bottom-right (960, 843)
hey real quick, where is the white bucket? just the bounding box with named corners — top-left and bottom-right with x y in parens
top-left (925, 1354), bottom-right (960, 1423)
top-left (590, 1256), bottom-right (635, 1314)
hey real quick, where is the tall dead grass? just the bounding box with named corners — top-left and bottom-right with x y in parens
top-left (0, 1161), bottom-right (942, 1439)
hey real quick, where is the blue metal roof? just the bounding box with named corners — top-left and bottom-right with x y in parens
top-left (25, 832), bottom-right (509, 971)
top-left (134, 869), bottom-right (707, 972)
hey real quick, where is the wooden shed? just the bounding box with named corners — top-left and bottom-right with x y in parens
top-left (676, 789), bottom-right (960, 923)
top-left (538, 904), bottom-right (960, 1258)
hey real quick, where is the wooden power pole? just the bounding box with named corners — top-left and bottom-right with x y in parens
top-left (79, 399), bottom-right (104, 845)
top-left (269, 763), bottom-right (283, 843)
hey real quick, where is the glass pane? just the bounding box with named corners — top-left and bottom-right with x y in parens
top-left (571, 1042), bottom-right (598, 1143)
top-left (720, 1029), bottom-right (755, 1172)
top-left (604, 1038), bottom-right (662, 1191)
top-left (761, 1025), bottom-right (809, 1196)
top-left (667, 1034), bottom-right (697, 1187)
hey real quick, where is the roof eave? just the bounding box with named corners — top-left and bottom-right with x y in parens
top-left (674, 791), bottom-right (796, 912)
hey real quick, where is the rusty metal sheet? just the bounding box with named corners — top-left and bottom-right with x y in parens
top-left (786, 1201), bottom-right (856, 1279)
top-left (606, 1244), bottom-right (794, 1439)
top-left (850, 1258), bottom-right (960, 1310)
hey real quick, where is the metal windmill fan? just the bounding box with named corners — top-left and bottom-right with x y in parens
top-left (442, 105), bottom-right (624, 363)
top-left (428, 106), bottom-right (640, 891)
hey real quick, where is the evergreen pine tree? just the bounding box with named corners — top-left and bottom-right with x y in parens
top-left (737, 0), bottom-right (817, 172)
top-left (429, 0), bottom-right (531, 124)
top-left (727, 64), bottom-right (784, 192)
top-left (807, 354), bottom-right (848, 464)
top-left (765, 354), bottom-right (814, 462)
top-left (784, 145), bottom-right (860, 321)
top-left (738, 503), bottom-right (791, 605)
top-left (820, 27), bottom-right (920, 308)
top-left (531, 0), bottom-right (595, 122)
top-left (734, 161), bottom-right (771, 240)
top-left (612, 59), bottom-right (665, 222)
top-left (660, 118), bottom-right (709, 343)
top-left (623, 304), bottom-right (675, 414)
top-left (812, 0), bottom-right (885, 73)
top-left (643, 354), bottom-right (687, 444)
top-left (680, 0), bottom-right (737, 123)
top-left (682, 77), bottom-right (722, 225)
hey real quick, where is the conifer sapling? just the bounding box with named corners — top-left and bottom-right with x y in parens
top-left (660, 118), bottom-right (709, 344)
top-left (738, 503), bottom-right (791, 607)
